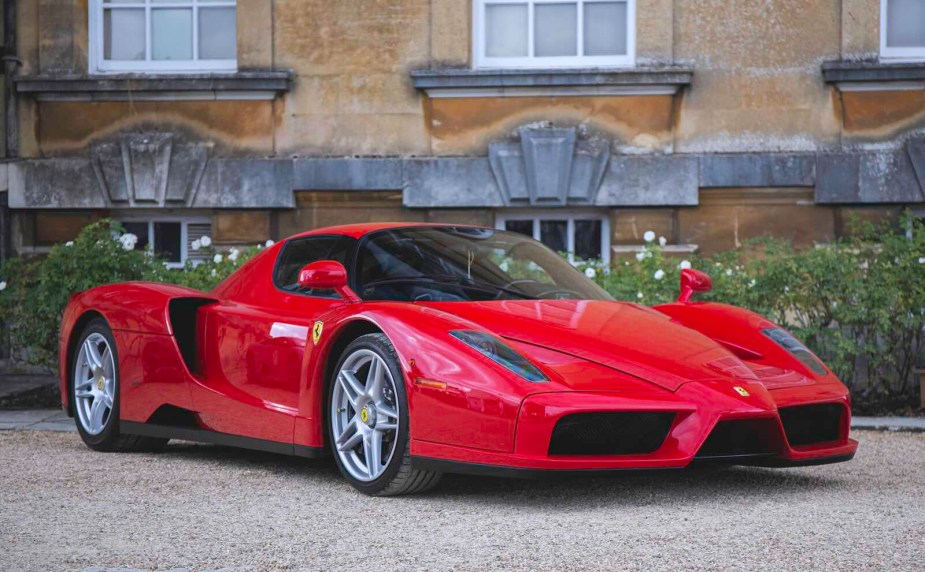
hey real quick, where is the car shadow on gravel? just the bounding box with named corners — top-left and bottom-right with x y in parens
top-left (156, 441), bottom-right (343, 482)
top-left (428, 466), bottom-right (850, 507)
top-left (151, 441), bottom-right (848, 505)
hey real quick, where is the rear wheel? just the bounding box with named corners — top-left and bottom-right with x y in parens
top-left (328, 333), bottom-right (441, 495)
top-left (71, 318), bottom-right (167, 452)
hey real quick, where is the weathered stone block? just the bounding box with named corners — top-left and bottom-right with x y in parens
top-left (35, 211), bottom-right (105, 245)
top-left (404, 158), bottom-right (503, 208)
top-left (596, 156), bottom-right (699, 206)
top-left (214, 211), bottom-right (271, 244)
top-left (678, 188), bottom-right (835, 255)
top-left (612, 208), bottom-right (677, 245)
top-left (238, 0), bottom-right (274, 68)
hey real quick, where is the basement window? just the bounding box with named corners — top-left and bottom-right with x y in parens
top-left (474, 0), bottom-right (635, 69)
top-left (496, 212), bottom-right (611, 264)
top-left (881, 0), bottom-right (925, 60)
top-left (119, 217), bottom-right (212, 268)
top-left (90, 0), bottom-right (237, 73)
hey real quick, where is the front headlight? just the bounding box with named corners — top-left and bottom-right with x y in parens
top-left (762, 328), bottom-right (827, 375)
top-left (450, 330), bottom-right (549, 383)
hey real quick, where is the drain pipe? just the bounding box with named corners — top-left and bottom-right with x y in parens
top-left (3, 0), bottom-right (18, 159)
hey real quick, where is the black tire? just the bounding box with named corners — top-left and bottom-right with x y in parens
top-left (327, 333), bottom-right (442, 496)
top-left (71, 318), bottom-right (168, 453)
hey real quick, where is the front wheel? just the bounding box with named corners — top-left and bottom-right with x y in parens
top-left (328, 333), bottom-right (441, 495)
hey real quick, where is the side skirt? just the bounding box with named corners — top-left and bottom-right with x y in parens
top-left (120, 421), bottom-right (325, 459)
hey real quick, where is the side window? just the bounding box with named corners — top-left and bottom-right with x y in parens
top-left (274, 236), bottom-right (356, 297)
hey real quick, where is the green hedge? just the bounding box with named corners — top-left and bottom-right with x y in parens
top-left (2, 217), bottom-right (923, 412)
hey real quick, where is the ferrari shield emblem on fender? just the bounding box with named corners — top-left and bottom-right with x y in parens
top-left (733, 386), bottom-right (750, 397)
top-left (312, 321), bottom-right (324, 345)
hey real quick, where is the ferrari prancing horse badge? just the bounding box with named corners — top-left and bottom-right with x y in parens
top-left (312, 321), bottom-right (324, 345)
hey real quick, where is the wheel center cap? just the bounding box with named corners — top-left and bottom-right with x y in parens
top-left (97, 378), bottom-right (104, 391)
top-left (360, 404), bottom-right (376, 427)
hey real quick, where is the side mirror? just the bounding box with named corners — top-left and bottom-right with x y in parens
top-left (677, 268), bottom-right (712, 303)
top-left (297, 261), bottom-right (361, 303)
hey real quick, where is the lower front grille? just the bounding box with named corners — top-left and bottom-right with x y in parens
top-left (548, 412), bottom-right (675, 456)
top-left (779, 403), bottom-right (844, 447)
top-left (696, 418), bottom-right (782, 459)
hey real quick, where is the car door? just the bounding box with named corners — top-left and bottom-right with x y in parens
top-left (194, 235), bottom-right (356, 444)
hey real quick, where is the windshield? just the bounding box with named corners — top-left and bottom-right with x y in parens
top-left (355, 226), bottom-right (613, 302)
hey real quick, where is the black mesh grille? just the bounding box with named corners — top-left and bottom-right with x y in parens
top-left (779, 403), bottom-right (844, 447)
top-left (696, 418), bottom-right (782, 459)
top-left (548, 412), bottom-right (675, 456)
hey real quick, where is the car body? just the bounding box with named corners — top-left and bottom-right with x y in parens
top-left (59, 223), bottom-right (857, 494)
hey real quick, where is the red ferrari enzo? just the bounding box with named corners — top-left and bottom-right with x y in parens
top-left (59, 223), bottom-right (857, 495)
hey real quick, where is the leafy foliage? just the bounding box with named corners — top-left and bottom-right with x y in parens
top-left (0, 220), bottom-right (259, 365)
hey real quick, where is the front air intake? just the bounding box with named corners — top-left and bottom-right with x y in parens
top-left (548, 412), bottom-right (675, 456)
top-left (696, 418), bottom-right (782, 459)
top-left (779, 403), bottom-right (844, 447)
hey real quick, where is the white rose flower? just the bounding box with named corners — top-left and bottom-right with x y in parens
top-left (65, 241), bottom-right (74, 247)
top-left (784, 286), bottom-right (790, 293)
top-left (585, 267), bottom-right (597, 279)
top-left (643, 231), bottom-right (656, 243)
top-left (725, 268), bottom-right (733, 276)
top-left (210, 269), bottom-right (217, 277)
top-left (213, 254), bottom-right (223, 264)
top-left (636, 292), bottom-right (644, 299)
top-left (200, 236), bottom-right (212, 248)
top-left (748, 279), bottom-right (756, 288)
top-left (0, 281), bottom-right (6, 292)
top-left (191, 239), bottom-right (201, 251)
top-left (119, 233), bottom-right (138, 251)
top-left (635, 251), bottom-right (646, 262)
top-left (679, 260), bottom-right (692, 270)
top-left (228, 248), bottom-right (240, 262)
top-left (918, 257), bottom-right (925, 264)
top-left (654, 269), bottom-right (665, 281)
top-left (265, 240), bottom-right (275, 248)
top-left (659, 236), bottom-right (667, 247)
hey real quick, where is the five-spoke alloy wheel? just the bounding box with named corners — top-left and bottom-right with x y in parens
top-left (328, 333), bottom-right (441, 495)
top-left (74, 332), bottom-right (116, 435)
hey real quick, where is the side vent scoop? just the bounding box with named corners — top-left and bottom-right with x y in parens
top-left (168, 297), bottom-right (217, 375)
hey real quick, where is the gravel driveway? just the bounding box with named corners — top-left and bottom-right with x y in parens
top-left (1, 429), bottom-right (922, 571)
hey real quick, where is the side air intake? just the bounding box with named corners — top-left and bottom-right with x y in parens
top-left (168, 297), bottom-right (217, 375)
top-left (548, 412), bottom-right (675, 456)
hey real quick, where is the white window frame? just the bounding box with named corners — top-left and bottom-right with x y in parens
top-left (89, 0), bottom-right (237, 74)
top-left (880, 0), bottom-right (925, 61)
top-left (495, 210), bottom-right (611, 264)
top-left (473, 0), bottom-right (636, 69)
top-left (118, 215), bottom-right (211, 268)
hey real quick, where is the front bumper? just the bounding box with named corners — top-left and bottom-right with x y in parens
top-left (410, 380), bottom-right (858, 476)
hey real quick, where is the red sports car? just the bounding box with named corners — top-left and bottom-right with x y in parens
top-left (59, 223), bottom-right (857, 495)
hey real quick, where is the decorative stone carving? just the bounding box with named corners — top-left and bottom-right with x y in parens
top-left (90, 132), bottom-right (210, 207)
top-left (489, 124), bottom-right (611, 207)
top-left (906, 137), bottom-right (925, 201)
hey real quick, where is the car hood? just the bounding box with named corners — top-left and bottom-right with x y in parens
top-left (423, 300), bottom-right (757, 391)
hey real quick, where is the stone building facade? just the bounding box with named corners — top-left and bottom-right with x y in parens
top-left (0, 0), bottom-right (923, 264)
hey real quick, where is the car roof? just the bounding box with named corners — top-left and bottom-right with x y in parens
top-left (287, 222), bottom-right (482, 240)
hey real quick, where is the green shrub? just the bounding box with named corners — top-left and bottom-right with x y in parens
top-left (0, 219), bottom-right (258, 366)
